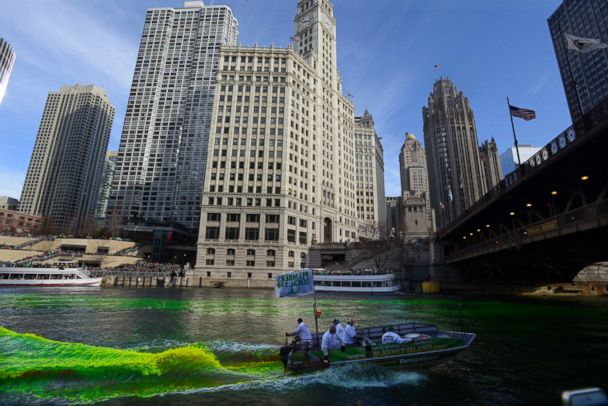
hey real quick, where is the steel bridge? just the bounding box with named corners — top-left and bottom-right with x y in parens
top-left (438, 98), bottom-right (608, 281)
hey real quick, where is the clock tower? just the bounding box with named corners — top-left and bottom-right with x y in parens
top-left (293, 0), bottom-right (337, 85)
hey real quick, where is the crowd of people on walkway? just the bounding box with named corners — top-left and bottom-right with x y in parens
top-left (108, 261), bottom-right (184, 274)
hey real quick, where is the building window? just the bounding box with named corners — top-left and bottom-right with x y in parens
top-left (266, 261), bottom-right (276, 267)
top-left (299, 232), bottom-right (307, 244)
top-left (205, 227), bottom-right (220, 240)
top-left (268, 273), bottom-right (273, 279)
top-left (227, 272), bottom-right (232, 278)
top-left (265, 228), bottom-right (279, 241)
top-left (287, 229), bottom-right (296, 242)
top-left (206, 271), bottom-right (211, 277)
top-left (288, 262), bottom-right (295, 268)
top-left (246, 213), bottom-right (260, 222)
top-left (207, 248), bottom-right (215, 255)
top-left (226, 260), bottom-right (235, 266)
top-left (245, 228), bottom-right (259, 240)
top-left (227, 249), bottom-right (235, 256)
top-left (288, 216), bottom-right (296, 225)
top-left (266, 214), bottom-right (280, 223)
top-left (247, 272), bottom-right (252, 278)
top-left (247, 249), bottom-right (256, 256)
top-left (225, 227), bottom-right (240, 240)
top-left (289, 251), bottom-right (295, 257)
top-left (206, 259), bottom-right (215, 265)
top-left (246, 260), bottom-right (255, 266)
top-left (227, 213), bottom-right (240, 222)
top-left (207, 213), bottom-right (220, 221)
top-left (267, 249), bottom-right (276, 257)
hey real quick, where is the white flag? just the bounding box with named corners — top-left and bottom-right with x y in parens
top-left (565, 33), bottom-right (608, 53)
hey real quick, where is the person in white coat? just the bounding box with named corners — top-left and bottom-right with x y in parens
top-left (321, 325), bottom-right (343, 360)
top-left (333, 319), bottom-right (345, 341)
top-left (342, 319), bottom-right (357, 345)
top-left (381, 327), bottom-right (410, 344)
top-left (286, 318), bottom-right (313, 350)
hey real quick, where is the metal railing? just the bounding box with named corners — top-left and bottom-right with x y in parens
top-left (440, 95), bottom-right (608, 237)
top-left (446, 199), bottom-right (608, 262)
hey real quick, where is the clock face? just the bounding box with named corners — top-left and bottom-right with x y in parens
top-left (321, 13), bottom-right (333, 31)
top-left (567, 128), bottom-right (576, 142)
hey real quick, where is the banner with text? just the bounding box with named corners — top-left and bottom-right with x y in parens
top-left (274, 269), bottom-right (314, 298)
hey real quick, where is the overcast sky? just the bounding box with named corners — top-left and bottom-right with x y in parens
top-left (0, 0), bottom-right (569, 199)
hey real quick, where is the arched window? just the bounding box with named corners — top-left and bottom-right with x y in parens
top-left (267, 249), bottom-right (276, 256)
top-left (227, 249), bottom-right (236, 256)
top-left (247, 249), bottom-right (256, 256)
top-left (207, 248), bottom-right (215, 255)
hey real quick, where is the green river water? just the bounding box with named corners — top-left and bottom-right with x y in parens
top-left (0, 287), bottom-right (607, 405)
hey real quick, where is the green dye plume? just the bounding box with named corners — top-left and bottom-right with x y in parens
top-left (0, 326), bottom-right (279, 403)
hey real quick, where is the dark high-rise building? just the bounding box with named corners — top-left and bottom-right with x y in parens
top-left (423, 78), bottom-right (486, 231)
top-left (20, 84), bottom-right (115, 235)
top-left (548, 0), bottom-right (608, 122)
top-left (108, 1), bottom-right (239, 232)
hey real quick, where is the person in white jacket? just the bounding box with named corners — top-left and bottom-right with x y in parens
top-left (342, 319), bottom-right (357, 345)
top-left (333, 319), bottom-right (345, 341)
top-left (321, 325), bottom-right (343, 360)
top-left (286, 318), bottom-right (313, 350)
top-left (381, 327), bottom-right (410, 344)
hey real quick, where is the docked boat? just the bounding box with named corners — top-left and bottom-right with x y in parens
top-left (0, 267), bottom-right (102, 287)
top-left (280, 322), bottom-right (475, 373)
top-left (312, 268), bottom-right (401, 293)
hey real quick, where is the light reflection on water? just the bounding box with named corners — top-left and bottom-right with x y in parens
top-left (1, 287), bottom-right (607, 405)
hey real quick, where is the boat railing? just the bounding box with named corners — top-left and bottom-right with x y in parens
top-left (306, 322), bottom-right (438, 349)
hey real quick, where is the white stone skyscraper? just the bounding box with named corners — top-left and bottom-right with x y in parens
top-left (20, 85), bottom-right (115, 235)
top-left (107, 1), bottom-right (239, 232)
top-left (0, 37), bottom-right (16, 106)
top-left (355, 110), bottom-right (386, 239)
top-left (195, 0), bottom-right (359, 286)
top-left (399, 133), bottom-right (434, 240)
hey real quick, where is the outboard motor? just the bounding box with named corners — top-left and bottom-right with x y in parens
top-left (279, 345), bottom-right (292, 367)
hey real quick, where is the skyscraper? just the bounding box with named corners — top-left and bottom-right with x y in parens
top-left (500, 144), bottom-right (540, 175)
top-left (194, 0), bottom-right (359, 285)
top-left (479, 138), bottom-right (503, 191)
top-left (0, 37), bottom-right (16, 106)
top-left (548, 0), bottom-right (608, 122)
top-left (399, 133), bottom-right (429, 196)
top-left (107, 1), bottom-right (239, 232)
top-left (399, 133), bottom-right (434, 240)
top-left (95, 151), bottom-right (118, 219)
top-left (423, 78), bottom-right (486, 231)
top-left (355, 110), bottom-right (386, 239)
top-left (20, 84), bottom-right (115, 234)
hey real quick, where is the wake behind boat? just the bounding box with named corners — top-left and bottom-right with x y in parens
top-left (281, 322), bottom-right (475, 373)
top-left (0, 267), bottom-right (102, 287)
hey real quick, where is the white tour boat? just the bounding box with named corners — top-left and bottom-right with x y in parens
top-left (313, 268), bottom-right (401, 293)
top-left (0, 267), bottom-right (102, 287)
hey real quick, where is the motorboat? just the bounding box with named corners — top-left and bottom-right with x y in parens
top-left (0, 267), bottom-right (102, 287)
top-left (280, 322), bottom-right (475, 373)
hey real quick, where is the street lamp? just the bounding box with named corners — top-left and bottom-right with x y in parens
top-left (581, 175), bottom-right (589, 181)
top-left (509, 211), bottom-right (515, 216)
top-left (551, 191), bottom-right (558, 196)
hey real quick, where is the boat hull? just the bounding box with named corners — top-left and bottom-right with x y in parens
top-left (0, 267), bottom-right (102, 288)
top-left (0, 278), bottom-right (102, 287)
top-left (283, 323), bottom-right (476, 374)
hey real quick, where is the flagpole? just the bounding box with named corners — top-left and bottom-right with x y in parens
top-left (313, 290), bottom-right (320, 349)
top-left (507, 97), bottom-right (522, 168)
top-left (560, 25), bottom-right (584, 118)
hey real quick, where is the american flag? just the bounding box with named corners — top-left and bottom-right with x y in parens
top-left (509, 105), bottom-right (536, 121)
